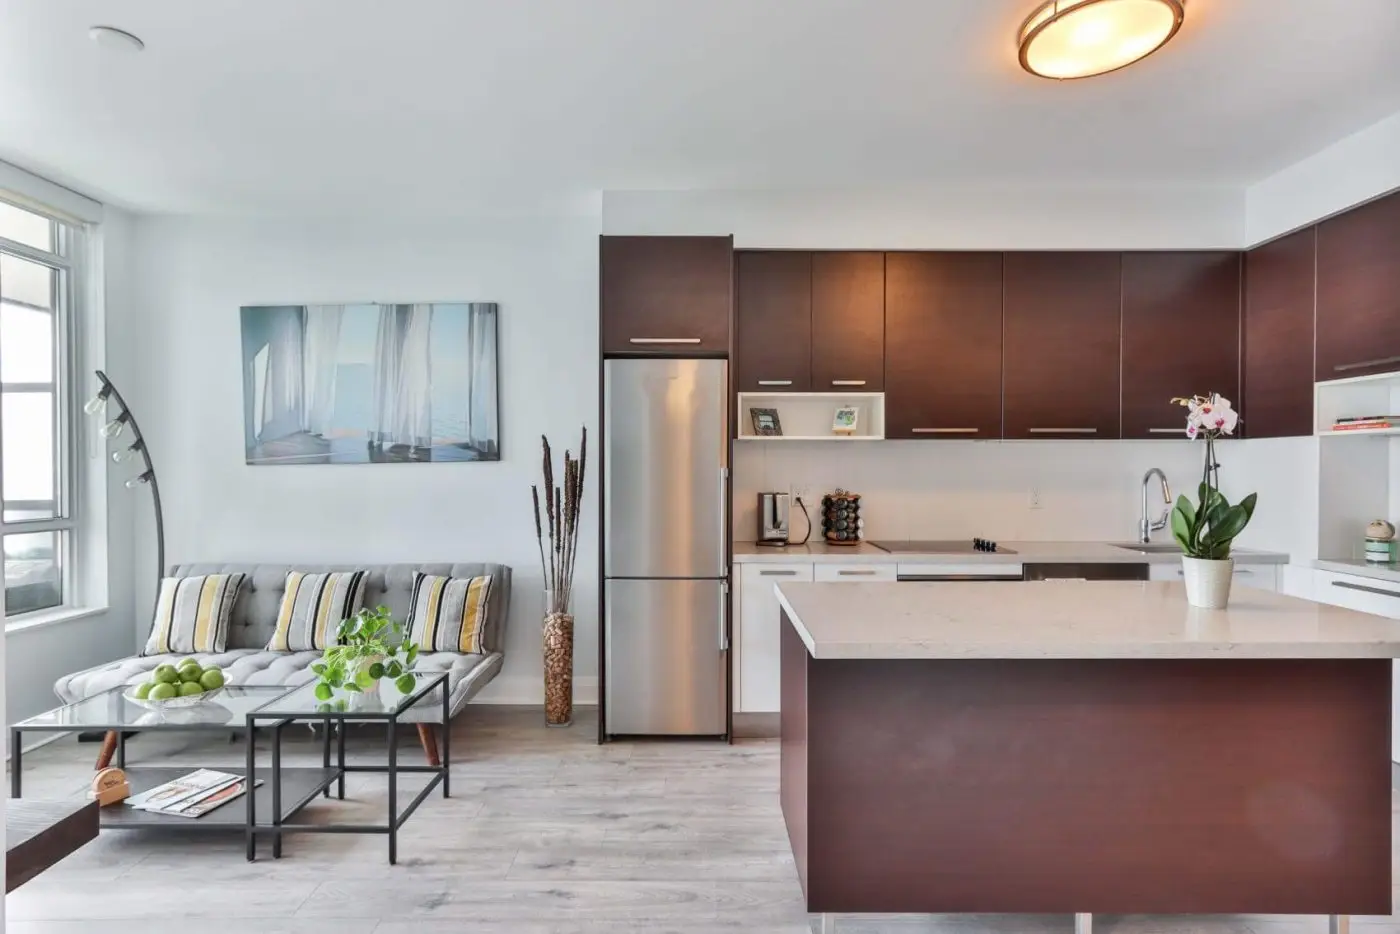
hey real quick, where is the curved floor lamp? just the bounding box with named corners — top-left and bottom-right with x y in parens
top-left (85, 369), bottom-right (164, 769)
top-left (85, 369), bottom-right (164, 594)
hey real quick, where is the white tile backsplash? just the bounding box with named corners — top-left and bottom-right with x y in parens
top-left (734, 439), bottom-right (1229, 544)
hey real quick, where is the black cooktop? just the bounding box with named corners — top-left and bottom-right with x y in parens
top-left (870, 539), bottom-right (1015, 555)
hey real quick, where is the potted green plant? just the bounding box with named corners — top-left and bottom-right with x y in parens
top-left (310, 606), bottom-right (418, 705)
top-left (1168, 393), bottom-right (1258, 608)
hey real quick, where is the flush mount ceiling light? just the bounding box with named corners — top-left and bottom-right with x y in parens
top-left (88, 25), bottom-right (145, 52)
top-left (1018, 0), bottom-right (1184, 80)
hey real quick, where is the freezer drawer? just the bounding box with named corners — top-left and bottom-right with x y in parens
top-left (605, 578), bottom-right (727, 736)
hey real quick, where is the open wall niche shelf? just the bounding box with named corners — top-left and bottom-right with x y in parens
top-left (1316, 371), bottom-right (1400, 437)
top-left (736, 392), bottom-right (885, 441)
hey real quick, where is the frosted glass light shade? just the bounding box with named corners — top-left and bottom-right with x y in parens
top-left (1019, 0), bottom-right (1184, 79)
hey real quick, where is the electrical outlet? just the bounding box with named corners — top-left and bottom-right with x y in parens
top-left (790, 482), bottom-right (813, 503)
top-left (1029, 489), bottom-right (1043, 510)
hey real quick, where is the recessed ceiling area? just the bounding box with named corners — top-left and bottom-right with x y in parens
top-left (1, 0), bottom-right (1399, 215)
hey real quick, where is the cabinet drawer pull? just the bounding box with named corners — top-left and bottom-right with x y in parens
top-left (759, 569), bottom-right (799, 576)
top-left (629, 337), bottom-right (701, 345)
top-left (838, 569), bottom-right (879, 576)
top-left (1148, 428), bottom-right (1185, 434)
top-left (1332, 580), bottom-right (1400, 599)
top-left (756, 380), bottom-right (793, 387)
top-left (831, 380), bottom-right (867, 387)
top-left (912, 428), bottom-right (978, 434)
top-left (1334, 355), bottom-right (1400, 373)
top-left (1028, 427), bottom-right (1097, 434)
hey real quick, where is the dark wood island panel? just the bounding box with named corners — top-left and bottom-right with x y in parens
top-left (779, 612), bottom-right (1391, 916)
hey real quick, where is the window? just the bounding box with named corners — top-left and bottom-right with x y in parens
top-left (0, 198), bottom-right (79, 617)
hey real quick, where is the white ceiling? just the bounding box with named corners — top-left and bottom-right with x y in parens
top-left (2, 0), bottom-right (1399, 216)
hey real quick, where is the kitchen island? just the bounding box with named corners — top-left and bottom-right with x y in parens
top-left (776, 580), bottom-right (1398, 933)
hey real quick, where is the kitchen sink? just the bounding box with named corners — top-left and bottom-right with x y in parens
top-left (1111, 543), bottom-right (1181, 554)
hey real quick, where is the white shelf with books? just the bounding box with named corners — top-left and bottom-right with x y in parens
top-left (736, 392), bottom-right (885, 441)
top-left (1313, 370), bottom-right (1400, 566)
top-left (1316, 370), bottom-right (1400, 436)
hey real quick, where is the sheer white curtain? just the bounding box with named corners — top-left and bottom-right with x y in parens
top-left (301, 304), bottom-right (343, 436)
top-left (464, 303), bottom-right (498, 455)
top-left (370, 304), bottom-right (433, 447)
top-left (258, 309), bottom-right (305, 441)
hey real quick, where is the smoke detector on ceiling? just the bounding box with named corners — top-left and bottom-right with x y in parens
top-left (89, 25), bottom-right (145, 53)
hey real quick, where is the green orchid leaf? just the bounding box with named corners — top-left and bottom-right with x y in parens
top-left (1204, 504), bottom-right (1250, 546)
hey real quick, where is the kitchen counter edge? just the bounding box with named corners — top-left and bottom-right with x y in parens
top-left (733, 541), bottom-right (1289, 566)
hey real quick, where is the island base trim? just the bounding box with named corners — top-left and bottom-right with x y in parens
top-left (779, 612), bottom-right (1392, 916)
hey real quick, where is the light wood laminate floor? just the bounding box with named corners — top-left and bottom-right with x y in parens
top-left (6, 705), bottom-right (1400, 934)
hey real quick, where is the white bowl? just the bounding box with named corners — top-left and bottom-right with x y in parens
top-left (123, 686), bottom-right (225, 710)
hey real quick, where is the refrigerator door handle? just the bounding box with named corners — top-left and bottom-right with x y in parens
top-left (719, 466), bottom-right (729, 577)
top-left (719, 580), bottom-right (730, 651)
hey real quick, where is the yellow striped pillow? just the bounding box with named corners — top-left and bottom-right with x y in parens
top-left (143, 574), bottom-right (246, 656)
top-left (406, 573), bottom-right (493, 654)
top-left (267, 571), bottom-right (368, 652)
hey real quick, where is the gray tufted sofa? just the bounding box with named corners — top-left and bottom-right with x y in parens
top-left (56, 563), bottom-right (512, 744)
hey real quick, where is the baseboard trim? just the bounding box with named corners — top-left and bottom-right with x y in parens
top-left (733, 712), bottom-right (779, 739)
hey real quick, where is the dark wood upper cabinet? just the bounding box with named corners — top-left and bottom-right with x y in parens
top-left (735, 251), bottom-right (812, 392)
top-left (600, 235), bottom-right (733, 355)
top-left (1121, 251), bottom-right (1241, 439)
top-left (1003, 252), bottom-right (1122, 440)
top-left (1316, 191), bottom-right (1400, 378)
top-left (1244, 228), bottom-right (1316, 438)
top-left (811, 252), bottom-right (885, 391)
top-left (885, 252), bottom-right (1003, 439)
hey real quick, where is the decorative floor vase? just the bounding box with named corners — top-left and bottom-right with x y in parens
top-left (543, 598), bottom-right (574, 727)
top-left (1182, 556), bottom-right (1233, 609)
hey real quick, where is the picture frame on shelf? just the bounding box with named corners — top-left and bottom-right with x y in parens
top-left (750, 407), bottom-right (782, 437)
top-left (832, 406), bottom-right (859, 436)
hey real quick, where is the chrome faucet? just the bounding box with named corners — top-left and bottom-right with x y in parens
top-left (1139, 468), bottom-right (1173, 543)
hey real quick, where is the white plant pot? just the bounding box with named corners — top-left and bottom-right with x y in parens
top-left (1182, 556), bottom-right (1233, 609)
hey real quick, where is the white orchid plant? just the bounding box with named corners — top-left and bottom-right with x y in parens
top-left (1168, 393), bottom-right (1257, 561)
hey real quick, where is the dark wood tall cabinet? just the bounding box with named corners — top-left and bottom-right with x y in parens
top-left (1002, 252), bottom-right (1123, 439)
top-left (735, 251), bottom-right (812, 392)
top-left (810, 252), bottom-right (885, 391)
top-left (1121, 251), bottom-right (1241, 438)
top-left (884, 252), bottom-right (1003, 439)
top-left (1315, 191), bottom-right (1400, 379)
top-left (600, 235), bottom-right (733, 355)
top-left (1244, 228), bottom-right (1316, 438)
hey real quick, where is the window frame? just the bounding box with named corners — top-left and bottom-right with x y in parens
top-left (0, 197), bottom-right (81, 621)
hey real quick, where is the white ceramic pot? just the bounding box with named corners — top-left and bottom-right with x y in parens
top-left (1182, 556), bottom-right (1233, 609)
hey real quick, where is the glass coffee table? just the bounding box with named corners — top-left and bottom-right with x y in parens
top-left (245, 671), bottom-right (449, 864)
top-left (10, 673), bottom-right (449, 864)
top-left (8, 686), bottom-right (327, 836)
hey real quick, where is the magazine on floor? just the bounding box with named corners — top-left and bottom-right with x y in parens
top-left (125, 769), bottom-right (247, 815)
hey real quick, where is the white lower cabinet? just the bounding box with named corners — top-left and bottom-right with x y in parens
top-left (1311, 570), bottom-right (1400, 763)
top-left (736, 563), bottom-right (814, 713)
top-left (1148, 561), bottom-right (1278, 592)
top-left (814, 563), bottom-right (898, 583)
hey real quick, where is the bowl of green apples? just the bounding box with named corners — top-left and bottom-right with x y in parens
top-left (125, 659), bottom-right (228, 709)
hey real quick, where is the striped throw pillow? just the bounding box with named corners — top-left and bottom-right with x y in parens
top-left (406, 573), bottom-right (494, 654)
top-left (143, 574), bottom-right (246, 656)
top-left (267, 571), bottom-right (368, 652)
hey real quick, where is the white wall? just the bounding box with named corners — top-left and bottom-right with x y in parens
top-left (736, 439), bottom-right (1214, 545)
top-left (1246, 109), bottom-right (1400, 245)
top-left (603, 186), bottom-right (1246, 249)
top-left (122, 213), bottom-right (600, 704)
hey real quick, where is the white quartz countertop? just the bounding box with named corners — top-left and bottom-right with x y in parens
top-left (774, 580), bottom-right (1400, 660)
top-left (733, 540), bottom-right (1289, 566)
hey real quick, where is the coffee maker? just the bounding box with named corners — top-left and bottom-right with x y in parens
top-left (756, 492), bottom-right (791, 546)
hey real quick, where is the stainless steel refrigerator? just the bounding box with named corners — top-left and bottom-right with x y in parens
top-left (603, 357), bottom-right (728, 737)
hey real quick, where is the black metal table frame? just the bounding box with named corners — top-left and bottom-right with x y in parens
top-left (244, 671), bottom-right (450, 865)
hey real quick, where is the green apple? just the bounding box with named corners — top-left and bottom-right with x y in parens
top-left (199, 669), bottom-right (225, 691)
top-left (153, 664), bottom-right (180, 684)
top-left (179, 667), bottom-right (204, 683)
top-left (133, 682), bottom-right (155, 700)
top-left (177, 680), bottom-right (205, 697)
top-left (176, 658), bottom-right (198, 670)
top-left (148, 682), bottom-right (178, 700)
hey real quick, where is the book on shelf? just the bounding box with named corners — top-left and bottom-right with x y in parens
top-left (1331, 421), bottom-right (1394, 431)
top-left (124, 769), bottom-right (256, 817)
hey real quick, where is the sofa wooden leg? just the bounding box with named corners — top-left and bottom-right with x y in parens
top-left (95, 731), bottom-right (119, 770)
top-left (416, 724), bottom-right (441, 767)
